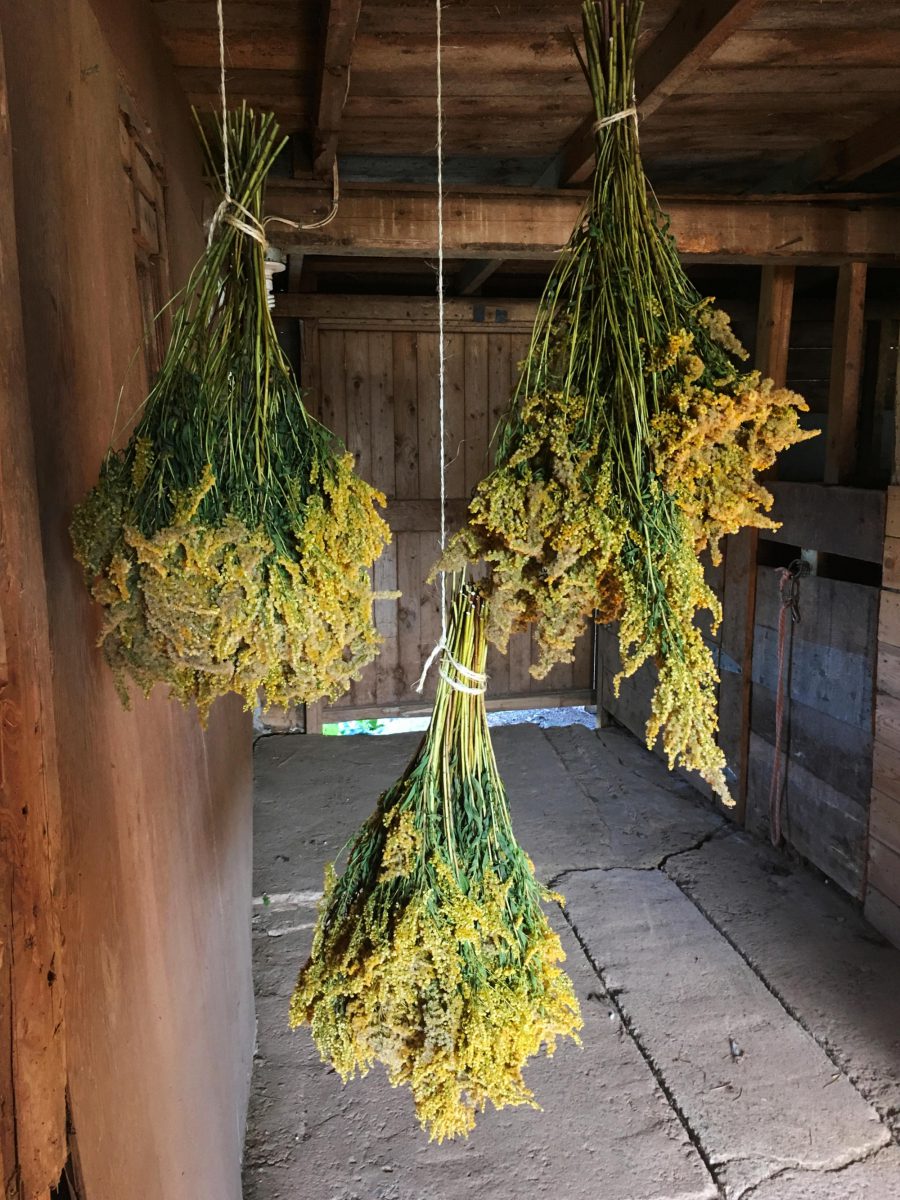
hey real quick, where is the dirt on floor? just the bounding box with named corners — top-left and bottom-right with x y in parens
top-left (245, 723), bottom-right (900, 1200)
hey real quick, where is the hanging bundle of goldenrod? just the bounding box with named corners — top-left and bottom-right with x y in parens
top-left (71, 107), bottom-right (390, 721)
top-left (440, 0), bottom-right (815, 803)
top-left (290, 583), bottom-right (582, 1140)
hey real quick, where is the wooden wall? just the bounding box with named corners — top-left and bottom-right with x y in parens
top-left (596, 263), bottom-right (898, 905)
top-left (0, 2), bottom-right (253, 1197)
top-left (869, 489), bottom-right (900, 943)
top-left (277, 296), bottom-right (593, 724)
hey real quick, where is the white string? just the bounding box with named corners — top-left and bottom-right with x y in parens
top-left (217, 0), bottom-right (230, 197)
top-left (415, 0), bottom-right (456, 696)
top-left (436, 0), bottom-right (447, 634)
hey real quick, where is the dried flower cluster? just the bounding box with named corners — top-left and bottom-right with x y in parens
top-left (441, 0), bottom-right (814, 803)
top-left (290, 585), bottom-right (582, 1140)
top-left (71, 108), bottom-right (389, 720)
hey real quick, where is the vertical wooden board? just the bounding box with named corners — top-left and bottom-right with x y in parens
top-left (368, 332), bottom-right (395, 496)
top-left (396, 531), bottom-right (422, 697)
top-left (443, 331), bottom-right (466, 499)
top-left (868, 837), bottom-right (900, 906)
top-left (507, 627), bottom-right (533, 697)
top-left (345, 330), bottom-right (371, 483)
top-left (885, 486), bottom-right (900, 539)
top-left (374, 538), bottom-right (400, 706)
top-left (393, 330), bottom-right (419, 500)
top-left (756, 265), bottom-right (795, 383)
top-left (418, 531), bottom-right (443, 702)
top-left (870, 787), bottom-right (900, 855)
top-left (572, 622), bottom-right (594, 695)
top-left (318, 329), bottom-right (347, 444)
top-left (464, 333), bottom-right (490, 494)
top-left (487, 333), bottom-right (512, 435)
top-left (825, 261), bottom-right (867, 486)
top-left (416, 332), bottom-right (441, 500)
top-left (486, 636), bottom-right (511, 698)
top-left (299, 318), bottom-right (321, 419)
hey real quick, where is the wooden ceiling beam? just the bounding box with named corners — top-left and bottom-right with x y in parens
top-left (537, 0), bottom-right (766, 188)
top-left (311, 0), bottom-right (362, 178)
top-left (763, 111), bottom-right (900, 194)
top-left (265, 183), bottom-right (900, 265)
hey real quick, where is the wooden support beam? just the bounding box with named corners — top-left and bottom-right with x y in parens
top-left (454, 258), bottom-right (504, 296)
top-left (266, 183), bottom-right (900, 265)
top-left (312, 0), bottom-right (362, 178)
top-left (539, 0), bottom-right (765, 187)
top-left (720, 265), bottom-right (795, 823)
top-left (763, 111), bottom-right (900, 194)
top-left (756, 265), bottom-right (796, 383)
top-left (825, 262), bottom-right (868, 485)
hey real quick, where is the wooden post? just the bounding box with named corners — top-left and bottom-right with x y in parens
top-left (825, 261), bottom-right (868, 485)
top-left (0, 25), bottom-right (67, 1198)
top-left (720, 266), bottom-right (796, 822)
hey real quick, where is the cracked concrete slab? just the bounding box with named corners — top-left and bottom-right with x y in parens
top-left (736, 1144), bottom-right (900, 1199)
top-left (245, 908), bottom-right (718, 1200)
top-left (663, 831), bottom-right (900, 1132)
top-left (561, 868), bottom-right (891, 1199)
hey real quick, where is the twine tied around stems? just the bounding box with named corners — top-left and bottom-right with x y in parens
top-left (593, 104), bottom-right (638, 134)
top-left (206, 0), bottom-right (339, 249)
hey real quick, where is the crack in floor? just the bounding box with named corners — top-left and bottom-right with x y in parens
top-left (663, 868), bottom-right (900, 1143)
top-left (544, 729), bottom-right (898, 1192)
top-left (558, 899), bottom-right (725, 1199)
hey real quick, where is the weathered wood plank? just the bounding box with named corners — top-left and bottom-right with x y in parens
top-left (396, 531), bottom-right (422, 698)
top-left (761, 482), bottom-right (885, 563)
top-left (868, 836), bottom-right (900, 907)
top-left (879, 590), bottom-right (900, 650)
top-left (392, 330), bottom-right (419, 500)
top-left (747, 734), bottom-right (867, 898)
top-left (825, 262), bottom-right (867, 485)
top-left (277, 293), bottom-right (539, 325)
top-left (311, 0), bottom-right (363, 176)
top-left (875, 690), bottom-right (900, 756)
top-left (752, 684), bottom-right (873, 804)
top-left (266, 187), bottom-right (900, 265)
top-left (870, 787), bottom-right (900, 854)
top-left (416, 332), bottom-right (440, 501)
top-left (886, 487), bottom-right (900, 539)
top-left (877, 643), bottom-right (900, 702)
top-left (756, 264), bottom-right (795, 382)
top-left (345, 329), bottom-right (371, 481)
top-left (368, 332), bottom-right (395, 495)
top-left (443, 331), bottom-right (466, 501)
top-left (463, 334), bottom-right (490, 495)
top-left (873, 739), bottom-right (900, 801)
top-left (318, 329), bottom-right (348, 443)
top-left (0, 23), bottom-right (67, 1190)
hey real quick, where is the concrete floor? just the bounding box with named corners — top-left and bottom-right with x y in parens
top-left (245, 724), bottom-right (900, 1200)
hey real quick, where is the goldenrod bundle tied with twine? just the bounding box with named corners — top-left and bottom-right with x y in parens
top-left (290, 583), bottom-right (583, 1141)
top-left (71, 107), bottom-right (390, 720)
top-left (440, 0), bottom-right (815, 803)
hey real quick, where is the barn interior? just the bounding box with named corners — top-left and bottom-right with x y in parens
top-left (2, 1), bottom-right (900, 1198)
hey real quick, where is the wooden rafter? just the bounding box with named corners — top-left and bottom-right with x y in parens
top-left (454, 258), bottom-right (504, 296)
top-left (311, 0), bottom-right (362, 178)
top-left (266, 184), bottom-right (900, 265)
top-left (764, 111), bottom-right (900, 194)
top-left (537, 0), bottom-right (765, 188)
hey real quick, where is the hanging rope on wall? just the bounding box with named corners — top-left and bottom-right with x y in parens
top-left (768, 558), bottom-right (809, 846)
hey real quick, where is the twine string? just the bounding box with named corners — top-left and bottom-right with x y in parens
top-left (207, 0), bottom-right (339, 248)
top-left (593, 101), bottom-right (638, 136)
top-left (416, 0), bottom-right (478, 698)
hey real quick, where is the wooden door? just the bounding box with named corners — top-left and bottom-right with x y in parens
top-left (284, 295), bottom-right (594, 718)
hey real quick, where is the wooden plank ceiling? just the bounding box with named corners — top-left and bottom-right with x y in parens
top-left (152, 0), bottom-right (900, 290)
top-left (152, 0), bottom-right (900, 193)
